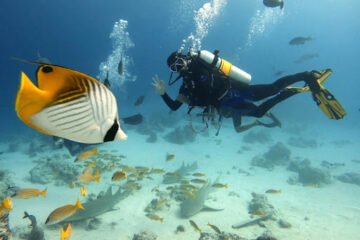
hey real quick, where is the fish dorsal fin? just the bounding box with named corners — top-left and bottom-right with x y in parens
top-left (15, 72), bottom-right (52, 133)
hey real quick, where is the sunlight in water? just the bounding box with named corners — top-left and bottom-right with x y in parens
top-left (98, 19), bottom-right (136, 88)
top-left (179, 0), bottom-right (227, 52)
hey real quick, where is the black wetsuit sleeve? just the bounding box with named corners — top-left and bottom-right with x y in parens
top-left (161, 93), bottom-right (183, 111)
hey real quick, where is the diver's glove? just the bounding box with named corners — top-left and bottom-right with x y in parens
top-left (152, 74), bottom-right (166, 95)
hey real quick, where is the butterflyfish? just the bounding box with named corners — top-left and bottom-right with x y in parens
top-left (45, 198), bottom-right (84, 225)
top-left (59, 223), bottom-right (72, 240)
top-left (12, 188), bottom-right (47, 199)
top-left (15, 64), bottom-right (127, 144)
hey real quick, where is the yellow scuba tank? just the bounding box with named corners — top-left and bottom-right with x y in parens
top-left (194, 50), bottom-right (252, 85)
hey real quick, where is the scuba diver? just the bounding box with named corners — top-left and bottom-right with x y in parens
top-left (152, 49), bottom-right (346, 133)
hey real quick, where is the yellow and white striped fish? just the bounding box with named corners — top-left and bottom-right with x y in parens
top-left (15, 64), bottom-right (127, 144)
top-left (12, 188), bottom-right (47, 199)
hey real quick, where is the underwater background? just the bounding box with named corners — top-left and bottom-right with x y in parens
top-left (1, 0), bottom-right (360, 239)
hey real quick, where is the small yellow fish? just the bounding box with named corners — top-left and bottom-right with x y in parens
top-left (166, 152), bottom-right (175, 161)
top-left (146, 213), bottom-right (164, 223)
top-left (149, 168), bottom-right (166, 174)
top-left (189, 220), bottom-right (202, 234)
top-left (207, 223), bottom-right (221, 234)
top-left (59, 223), bottom-right (72, 240)
top-left (165, 172), bottom-right (179, 177)
top-left (212, 183), bottom-right (228, 189)
top-left (192, 172), bottom-right (206, 177)
top-left (80, 187), bottom-right (87, 197)
top-left (265, 189), bottom-right (281, 194)
top-left (75, 148), bottom-right (99, 162)
top-left (12, 188), bottom-right (47, 199)
top-left (45, 198), bottom-right (84, 225)
top-left (1, 197), bottom-right (13, 210)
top-left (78, 169), bottom-right (100, 184)
top-left (190, 178), bottom-right (208, 184)
top-left (111, 171), bottom-right (127, 181)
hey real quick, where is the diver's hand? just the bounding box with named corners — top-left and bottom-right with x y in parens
top-left (152, 75), bottom-right (166, 95)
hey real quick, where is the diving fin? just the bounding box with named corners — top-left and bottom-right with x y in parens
top-left (307, 69), bottom-right (346, 120)
top-left (285, 69), bottom-right (332, 93)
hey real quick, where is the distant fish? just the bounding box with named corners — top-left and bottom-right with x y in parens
top-left (293, 53), bottom-right (319, 64)
top-left (122, 114), bottom-right (143, 125)
top-left (78, 169), bottom-right (100, 184)
top-left (289, 36), bottom-right (313, 45)
top-left (111, 171), bottom-right (127, 181)
top-left (207, 223), bottom-right (221, 234)
top-left (45, 198), bottom-right (84, 225)
top-left (263, 0), bottom-right (284, 9)
top-left (145, 213), bottom-right (164, 223)
top-left (212, 183), bottom-right (228, 189)
top-left (265, 189), bottom-right (281, 194)
top-left (80, 187), bottom-right (87, 197)
top-left (189, 220), bottom-right (202, 234)
top-left (166, 152), bottom-right (175, 161)
top-left (75, 148), bottom-right (99, 162)
top-left (59, 223), bottom-right (72, 240)
top-left (118, 56), bottom-right (124, 75)
top-left (15, 64), bottom-right (127, 144)
top-left (134, 96), bottom-right (145, 106)
top-left (103, 71), bottom-right (111, 89)
top-left (12, 188), bottom-right (47, 199)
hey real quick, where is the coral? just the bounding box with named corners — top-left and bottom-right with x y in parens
top-left (243, 131), bottom-right (273, 144)
top-left (297, 166), bottom-right (331, 186)
top-left (132, 231), bottom-right (157, 240)
top-left (287, 137), bottom-right (317, 148)
top-left (251, 142), bottom-right (291, 170)
top-left (336, 172), bottom-right (360, 186)
top-left (248, 193), bottom-right (277, 217)
top-left (29, 155), bottom-right (80, 185)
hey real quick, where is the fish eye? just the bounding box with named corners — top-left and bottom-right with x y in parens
top-left (42, 66), bottom-right (53, 73)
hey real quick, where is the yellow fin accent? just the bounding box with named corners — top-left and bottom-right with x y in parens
top-left (15, 72), bottom-right (52, 134)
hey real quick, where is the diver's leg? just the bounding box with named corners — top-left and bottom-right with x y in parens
top-left (248, 72), bottom-right (311, 101)
top-left (249, 90), bottom-right (300, 117)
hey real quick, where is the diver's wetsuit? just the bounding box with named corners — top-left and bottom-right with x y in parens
top-left (162, 56), bottom-right (312, 128)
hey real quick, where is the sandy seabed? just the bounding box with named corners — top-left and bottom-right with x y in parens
top-left (1, 118), bottom-right (360, 240)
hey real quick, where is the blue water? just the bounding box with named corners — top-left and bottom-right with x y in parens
top-left (1, 0), bottom-right (360, 239)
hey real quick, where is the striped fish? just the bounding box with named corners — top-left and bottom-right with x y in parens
top-left (45, 198), bottom-right (84, 225)
top-left (15, 64), bottom-right (127, 144)
top-left (12, 188), bottom-right (47, 199)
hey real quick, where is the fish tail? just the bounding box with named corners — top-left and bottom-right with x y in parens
top-left (75, 198), bottom-right (85, 210)
top-left (40, 188), bottom-right (47, 197)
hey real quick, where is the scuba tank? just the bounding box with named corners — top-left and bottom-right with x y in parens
top-left (192, 50), bottom-right (252, 85)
